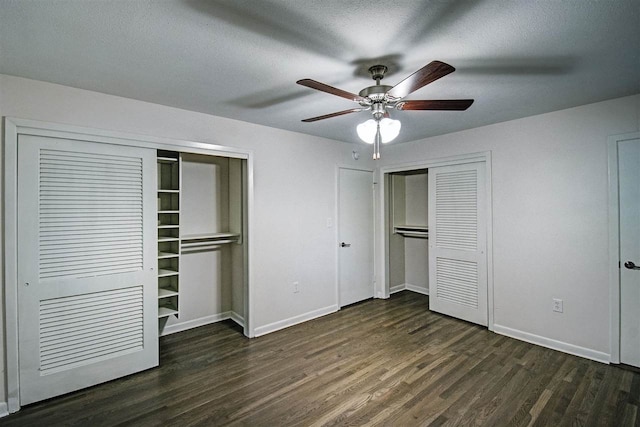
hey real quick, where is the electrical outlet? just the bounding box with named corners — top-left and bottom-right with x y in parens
top-left (293, 281), bottom-right (300, 293)
top-left (553, 298), bottom-right (563, 313)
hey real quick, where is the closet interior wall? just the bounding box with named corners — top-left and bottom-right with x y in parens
top-left (160, 151), bottom-right (246, 336)
top-left (388, 170), bottom-right (429, 295)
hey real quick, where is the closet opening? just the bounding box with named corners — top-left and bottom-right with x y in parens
top-left (380, 156), bottom-right (491, 328)
top-left (157, 150), bottom-right (249, 337)
top-left (386, 169), bottom-right (430, 296)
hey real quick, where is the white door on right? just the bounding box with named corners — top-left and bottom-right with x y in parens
top-left (428, 162), bottom-right (487, 326)
top-left (618, 136), bottom-right (640, 368)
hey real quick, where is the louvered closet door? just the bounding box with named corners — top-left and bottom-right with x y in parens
top-left (17, 135), bottom-right (158, 405)
top-left (428, 162), bottom-right (487, 326)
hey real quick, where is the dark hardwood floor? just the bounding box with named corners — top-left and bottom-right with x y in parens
top-left (2, 291), bottom-right (638, 426)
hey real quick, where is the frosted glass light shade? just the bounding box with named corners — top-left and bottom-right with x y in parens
top-left (356, 119), bottom-right (377, 144)
top-left (356, 118), bottom-right (401, 144)
top-left (379, 118), bottom-right (401, 143)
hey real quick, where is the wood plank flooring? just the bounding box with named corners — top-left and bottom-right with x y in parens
top-left (2, 291), bottom-right (638, 426)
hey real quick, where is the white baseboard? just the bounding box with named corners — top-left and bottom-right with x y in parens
top-left (161, 311), bottom-right (244, 336)
top-left (229, 311), bottom-right (245, 328)
top-left (253, 304), bottom-right (339, 337)
top-left (405, 283), bottom-right (429, 295)
top-left (0, 402), bottom-right (8, 418)
top-left (389, 284), bottom-right (405, 294)
top-left (390, 283), bottom-right (429, 295)
top-left (493, 324), bottom-right (610, 364)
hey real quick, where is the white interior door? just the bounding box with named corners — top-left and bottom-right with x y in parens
top-left (17, 135), bottom-right (158, 405)
top-left (618, 137), bottom-right (640, 367)
top-left (338, 168), bottom-right (374, 307)
top-left (428, 162), bottom-right (487, 326)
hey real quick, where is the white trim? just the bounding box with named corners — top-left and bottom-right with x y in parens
top-left (389, 283), bottom-right (430, 295)
top-left (246, 154), bottom-right (255, 338)
top-left (229, 311), bottom-right (245, 328)
top-left (607, 131), bottom-right (640, 364)
top-left (405, 283), bottom-right (429, 295)
top-left (3, 118), bottom-right (20, 414)
top-left (377, 151), bottom-right (494, 330)
top-left (0, 402), bottom-right (9, 418)
top-left (254, 305), bottom-right (339, 337)
top-left (160, 311), bottom-right (245, 336)
top-left (389, 284), bottom-right (406, 294)
top-left (493, 324), bottom-right (610, 364)
top-left (3, 117), bottom-right (255, 408)
top-left (4, 117), bottom-right (251, 159)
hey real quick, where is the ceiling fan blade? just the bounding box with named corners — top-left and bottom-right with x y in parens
top-left (297, 79), bottom-right (366, 103)
top-left (387, 61), bottom-right (456, 99)
top-left (397, 99), bottom-right (474, 111)
top-left (301, 108), bottom-right (365, 122)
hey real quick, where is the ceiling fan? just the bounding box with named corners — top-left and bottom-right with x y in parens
top-left (297, 61), bottom-right (474, 159)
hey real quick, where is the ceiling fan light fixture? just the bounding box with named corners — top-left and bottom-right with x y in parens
top-left (356, 117), bottom-right (401, 145)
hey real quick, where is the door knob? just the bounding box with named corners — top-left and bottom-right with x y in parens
top-left (340, 242), bottom-right (351, 247)
top-left (624, 261), bottom-right (640, 270)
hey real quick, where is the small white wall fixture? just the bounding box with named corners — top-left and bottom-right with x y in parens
top-left (377, 151), bottom-right (494, 331)
top-left (3, 117), bottom-right (254, 412)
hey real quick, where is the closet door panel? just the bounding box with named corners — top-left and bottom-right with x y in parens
top-left (17, 135), bottom-right (158, 405)
top-left (428, 162), bottom-right (487, 326)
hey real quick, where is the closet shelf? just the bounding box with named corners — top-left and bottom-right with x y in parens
top-left (158, 288), bottom-right (179, 298)
top-left (158, 237), bottom-right (179, 242)
top-left (158, 251), bottom-right (179, 259)
top-left (394, 225), bottom-right (429, 239)
top-left (158, 225), bottom-right (179, 229)
top-left (181, 232), bottom-right (240, 240)
top-left (158, 307), bottom-right (179, 318)
top-left (157, 157), bottom-right (178, 164)
top-left (158, 210), bottom-right (179, 214)
top-left (157, 189), bottom-right (179, 193)
top-left (158, 268), bottom-right (179, 277)
top-left (180, 232), bottom-right (240, 251)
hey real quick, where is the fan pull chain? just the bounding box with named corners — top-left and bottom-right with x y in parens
top-left (373, 124), bottom-right (381, 160)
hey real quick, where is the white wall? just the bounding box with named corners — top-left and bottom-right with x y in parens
top-left (379, 94), bottom-right (640, 358)
top-left (0, 74), bottom-right (373, 405)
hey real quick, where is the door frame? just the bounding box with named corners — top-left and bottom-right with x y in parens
top-left (3, 117), bottom-right (255, 413)
top-left (607, 131), bottom-right (640, 364)
top-left (335, 165), bottom-right (375, 308)
top-left (377, 151), bottom-right (494, 330)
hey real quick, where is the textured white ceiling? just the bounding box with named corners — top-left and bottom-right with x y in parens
top-left (1, 0), bottom-right (639, 144)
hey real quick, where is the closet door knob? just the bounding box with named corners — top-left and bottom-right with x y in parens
top-left (340, 242), bottom-right (351, 247)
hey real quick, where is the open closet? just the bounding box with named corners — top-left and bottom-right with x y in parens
top-left (383, 158), bottom-right (489, 328)
top-left (387, 169), bottom-right (430, 295)
top-left (5, 118), bottom-right (251, 408)
top-left (156, 151), bottom-right (247, 336)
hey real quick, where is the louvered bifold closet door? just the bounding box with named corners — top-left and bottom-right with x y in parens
top-left (17, 135), bottom-right (158, 406)
top-left (428, 162), bottom-right (488, 326)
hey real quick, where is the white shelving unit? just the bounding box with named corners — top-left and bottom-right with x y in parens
top-left (157, 151), bottom-right (180, 328)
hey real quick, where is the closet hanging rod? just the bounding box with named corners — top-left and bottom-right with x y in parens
top-left (181, 245), bottom-right (231, 254)
top-left (399, 232), bottom-right (429, 239)
top-left (181, 232), bottom-right (239, 241)
top-left (181, 239), bottom-right (237, 249)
